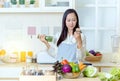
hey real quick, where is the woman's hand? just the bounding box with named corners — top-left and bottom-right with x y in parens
top-left (38, 34), bottom-right (47, 43)
top-left (37, 34), bottom-right (50, 49)
top-left (74, 28), bottom-right (82, 49)
top-left (74, 28), bottom-right (81, 41)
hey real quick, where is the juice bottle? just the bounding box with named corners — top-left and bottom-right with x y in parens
top-left (27, 51), bottom-right (33, 57)
top-left (20, 51), bottom-right (26, 62)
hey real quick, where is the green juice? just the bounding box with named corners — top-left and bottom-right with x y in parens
top-left (45, 36), bottom-right (53, 42)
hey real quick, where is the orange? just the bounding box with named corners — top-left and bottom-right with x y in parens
top-left (0, 49), bottom-right (6, 56)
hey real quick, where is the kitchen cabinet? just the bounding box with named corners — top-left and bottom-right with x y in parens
top-left (76, 0), bottom-right (120, 52)
top-left (0, 63), bottom-right (53, 81)
top-left (0, 0), bottom-right (75, 13)
top-left (0, 67), bottom-right (21, 81)
top-left (19, 76), bottom-right (100, 81)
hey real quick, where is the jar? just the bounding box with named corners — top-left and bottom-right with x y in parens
top-left (111, 35), bottom-right (120, 53)
top-left (111, 35), bottom-right (120, 63)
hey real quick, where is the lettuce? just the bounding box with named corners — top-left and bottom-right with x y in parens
top-left (82, 66), bottom-right (98, 77)
top-left (97, 72), bottom-right (112, 81)
top-left (110, 67), bottom-right (120, 80)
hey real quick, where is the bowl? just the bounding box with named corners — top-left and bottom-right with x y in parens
top-left (62, 72), bottom-right (81, 79)
top-left (85, 55), bottom-right (102, 62)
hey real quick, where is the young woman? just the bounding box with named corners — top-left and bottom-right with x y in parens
top-left (38, 9), bottom-right (86, 63)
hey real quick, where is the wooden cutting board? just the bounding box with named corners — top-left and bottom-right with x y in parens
top-left (61, 78), bottom-right (100, 81)
top-left (19, 75), bottom-right (100, 81)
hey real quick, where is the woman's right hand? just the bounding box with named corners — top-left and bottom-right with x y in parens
top-left (38, 34), bottom-right (50, 49)
top-left (38, 34), bottom-right (47, 43)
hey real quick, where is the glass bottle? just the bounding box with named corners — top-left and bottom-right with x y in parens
top-left (111, 35), bottom-right (120, 63)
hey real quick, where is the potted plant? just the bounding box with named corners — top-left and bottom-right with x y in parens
top-left (29, 0), bottom-right (35, 7)
top-left (19, 0), bottom-right (25, 7)
top-left (11, 0), bottom-right (17, 7)
top-left (11, 0), bottom-right (17, 5)
top-left (30, 0), bottom-right (35, 4)
top-left (19, 0), bottom-right (25, 4)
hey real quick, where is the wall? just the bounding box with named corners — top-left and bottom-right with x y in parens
top-left (0, 13), bottom-right (63, 54)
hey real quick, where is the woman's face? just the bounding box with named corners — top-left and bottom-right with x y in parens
top-left (65, 13), bottom-right (77, 32)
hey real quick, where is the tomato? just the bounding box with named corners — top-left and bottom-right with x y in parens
top-left (96, 53), bottom-right (102, 56)
top-left (61, 59), bottom-right (69, 65)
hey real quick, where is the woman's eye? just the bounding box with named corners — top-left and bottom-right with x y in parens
top-left (67, 20), bottom-right (71, 22)
top-left (72, 19), bottom-right (76, 21)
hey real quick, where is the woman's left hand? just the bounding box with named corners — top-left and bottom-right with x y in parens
top-left (74, 28), bottom-right (82, 49)
top-left (74, 28), bottom-right (81, 41)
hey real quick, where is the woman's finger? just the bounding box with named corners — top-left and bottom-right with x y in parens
top-left (76, 28), bottom-right (80, 32)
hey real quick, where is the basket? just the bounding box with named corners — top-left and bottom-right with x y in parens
top-left (85, 55), bottom-right (102, 62)
top-left (62, 72), bottom-right (81, 79)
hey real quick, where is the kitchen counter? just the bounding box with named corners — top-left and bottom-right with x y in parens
top-left (0, 61), bottom-right (120, 81)
top-left (0, 62), bottom-right (101, 81)
top-left (1, 61), bottom-right (120, 71)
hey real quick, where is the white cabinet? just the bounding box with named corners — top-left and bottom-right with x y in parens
top-left (0, 67), bottom-right (22, 81)
top-left (0, 0), bottom-right (75, 13)
top-left (76, 0), bottom-right (120, 52)
top-left (0, 63), bottom-right (53, 81)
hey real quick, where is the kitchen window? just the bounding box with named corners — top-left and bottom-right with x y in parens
top-left (76, 0), bottom-right (120, 53)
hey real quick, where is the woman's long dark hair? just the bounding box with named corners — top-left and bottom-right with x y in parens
top-left (57, 9), bottom-right (80, 46)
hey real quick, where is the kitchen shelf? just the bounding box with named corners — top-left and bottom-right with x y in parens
top-left (0, 0), bottom-right (75, 13)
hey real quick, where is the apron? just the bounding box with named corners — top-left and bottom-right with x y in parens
top-left (56, 42), bottom-right (77, 63)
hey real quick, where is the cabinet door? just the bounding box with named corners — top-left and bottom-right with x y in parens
top-left (0, 67), bottom-right (21, 81)
top-left (41, 0), bottom-right (75, 12)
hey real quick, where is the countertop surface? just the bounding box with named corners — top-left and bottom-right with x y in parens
top-left (0, 62), bottom-right (54, 67)
top-left (0, 61), bottom-right (120, 67)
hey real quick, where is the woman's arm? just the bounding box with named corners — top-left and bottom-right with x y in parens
top-left (74, 28), bottom-right (82, 49)
top-left (76, 33), bottom-right (86, 61)
top-left (38, 34), bottom-right (50, 49)
top-left (38, 33), bottom-right (59, 58)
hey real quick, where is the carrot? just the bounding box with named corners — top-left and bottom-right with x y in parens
top-left (80, 65), bottom-right (86, 71)
top-left (79, 62), bottom-right (84, 67)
